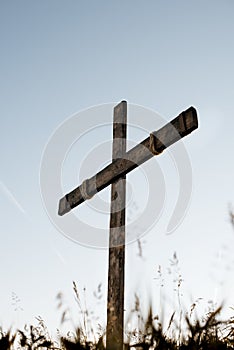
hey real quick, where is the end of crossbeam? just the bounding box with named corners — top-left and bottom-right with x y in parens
top-left (149, 106), bottom-right (198, 155)
top-left (182, 106), bottom-right (198, 134)
top-left (58, 196), bottom-right (71, 216)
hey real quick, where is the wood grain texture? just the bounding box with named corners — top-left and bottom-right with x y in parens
top-left (58, 106), bottom-right (198, 216)
top-left (106, 101), bottom-right (127, 350)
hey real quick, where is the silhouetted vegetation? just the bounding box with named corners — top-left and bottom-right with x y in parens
top-left (2, 291), bottom-right (234, 349)
top-left (2, 212), bottom-right (234, 349)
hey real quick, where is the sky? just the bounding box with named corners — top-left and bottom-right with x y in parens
top-left (1, 0), bottom-right (234, 336)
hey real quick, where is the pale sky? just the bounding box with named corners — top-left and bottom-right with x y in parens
top-left (1, 0), bottom-right (234, 334)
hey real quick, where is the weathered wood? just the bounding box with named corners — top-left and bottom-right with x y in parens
top-left (58, 106), bottom-right (198, 216)
top-left (106, 101), bottom-right (126, 350)
top-left (58, 102), bottom-right (198, 350)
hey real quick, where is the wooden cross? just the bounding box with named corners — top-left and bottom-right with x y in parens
top-left (58, 101), bottom-right (198, 350)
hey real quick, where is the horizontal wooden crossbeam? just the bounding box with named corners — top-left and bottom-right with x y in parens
top-left (58, 106), bottom-right (198, 216)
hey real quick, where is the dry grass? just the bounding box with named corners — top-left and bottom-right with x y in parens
top-left (2, 294), bottom-right (234, 350)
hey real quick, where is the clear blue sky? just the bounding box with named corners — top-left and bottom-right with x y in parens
top-left (1, 0), bottom-right (234, 334)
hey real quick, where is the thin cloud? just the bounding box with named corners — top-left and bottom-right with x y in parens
top-left (53, 246), bottom-right (67, 265)
top-left (0, 181), bottom-right (27, 215)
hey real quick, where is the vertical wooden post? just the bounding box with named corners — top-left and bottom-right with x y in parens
top-left (106, 101), bottom-right (127, 350)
